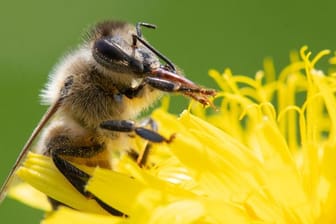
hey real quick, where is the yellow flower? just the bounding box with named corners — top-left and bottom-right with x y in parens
top-left (9, 46), bottom-right (336, 223)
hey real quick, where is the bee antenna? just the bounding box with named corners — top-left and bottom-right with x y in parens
top-left (133, 22), bottom-right (176, 72)
top-left (136, 22), bottom-right (157, 37)
top-left (132, 34), bottom-right (176, 72)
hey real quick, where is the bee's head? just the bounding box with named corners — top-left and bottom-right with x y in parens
top-left (88, 21), bottom-right (161, 76)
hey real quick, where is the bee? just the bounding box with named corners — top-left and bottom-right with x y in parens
top-left (0, 20), bottom-right (215, 215)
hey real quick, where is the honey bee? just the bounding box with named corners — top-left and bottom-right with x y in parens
top-left (0, 20), bottom-right (215, 215)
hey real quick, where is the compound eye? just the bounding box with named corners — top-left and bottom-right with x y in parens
top-left (93, 38), bottom-right (128, 62)
top-left (93, 38), bottom-right (145, 74)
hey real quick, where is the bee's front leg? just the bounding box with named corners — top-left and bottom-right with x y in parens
top-left (144, 76), bottom-right (182, 93)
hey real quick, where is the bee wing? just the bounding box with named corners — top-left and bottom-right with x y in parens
top-left (0, 99), bottom-right (61, 203)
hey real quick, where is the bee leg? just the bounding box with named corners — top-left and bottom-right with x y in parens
top-left (136, 143), bottom-right (152, 167)
top-left (135, 118), bottom-right (158, 166)
top-left (145, 76), bottom-right (213, 105)
top-left (145, 76), bottom-right (182, 93)
top-left (120, 82), bottom-right (146, 99)
top-left (145, 76), bottom-right (212, 94)
top-left (50, 148), bottom-right (125, 216)
top-left (101, 119), bottom-right (174, 167)
top-left (100, 120), bottom-right (174, 143)
top-left (126, 144), bottom-right (152, 167)
top-left (138, 117), bottom-right (158, 131)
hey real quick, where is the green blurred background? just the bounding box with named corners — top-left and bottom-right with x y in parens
top-left (0, 0), bottom-right (335, 223)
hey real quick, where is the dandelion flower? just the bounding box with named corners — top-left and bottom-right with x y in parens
top-left (9, 46), bottom-right (336, 223)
